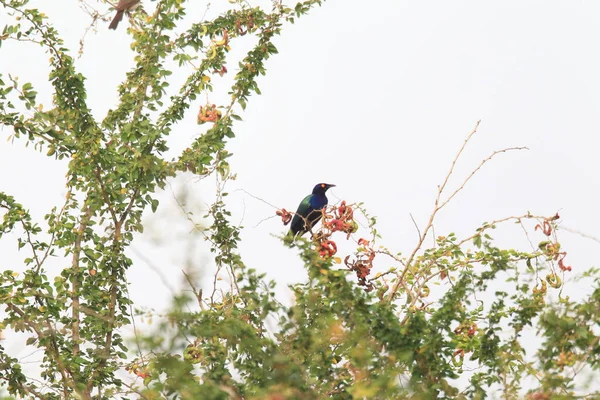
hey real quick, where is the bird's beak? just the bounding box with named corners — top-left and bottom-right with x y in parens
top-left (327, 184), bottom-right (336, 188)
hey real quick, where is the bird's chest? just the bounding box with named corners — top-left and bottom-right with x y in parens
top-left (309, 195), bottom-right (327, 209)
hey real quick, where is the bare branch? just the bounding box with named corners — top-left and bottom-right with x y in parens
top-left (409, 213), bottom-right (421, 240)
top-left (94, 167), bottom-right (118, 226)
top-left (437, 146), bottom-right (528, 211)
top-left (71, 205), bottom-right (93, 362)
top-left (386, 121), bottom-right (531, 302)
top-left (129, 245), bottom-right (177, 295)
top-left (182, 269), bottom-right (206, 311)
top-left (235, 188), bottom-right (280, 210)
top-left (560, 226), bottom-right (600, 244)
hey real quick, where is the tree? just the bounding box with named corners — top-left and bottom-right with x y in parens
top-left (1, 1), bottom-right (599, 399)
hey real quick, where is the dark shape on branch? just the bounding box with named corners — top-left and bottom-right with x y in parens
top-left (289, 183), bottom-right (335, 237)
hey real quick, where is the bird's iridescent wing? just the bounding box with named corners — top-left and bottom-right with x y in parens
top-left (289, 195), bottom-right (313, 235)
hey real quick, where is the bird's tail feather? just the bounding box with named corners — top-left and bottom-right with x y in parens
top-left (109, 10), bottom-right (124, 30)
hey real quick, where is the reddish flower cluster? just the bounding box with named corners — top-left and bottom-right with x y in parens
top-left (277, 201), bottom-right (358, 260)
top-left (235, 16), bottom-right (255, 36)
top-left (454, 322), bottom-right (477, 338)
top-left (344, 238), bottom-right (376, 290)
top-left (197, 104), bottom-right (222, 124)
top-left (276, 208), bottom-right (292, 226)
top-left (452, 348), bottom-right (465, 366)
top-left (557, 253), bottom-right (572, 272)
top-left (322, 201), bottom-right (358, 239)
top-left (214, 66), bottom-right (228, 76)
top-left (278, 200), bottom-right (377, 291)
top-left (536, 215), bottom-right (572, 272)
top-left (451, 321), bottom-right (478, 367)
top-left (125, 362), bottom-right (149, 379)
top-left (535, 220), bottom-right (553, 236)
top-left (317, 240), bottom-right (337, 258)
top-left (527, 393), bottom-right (550, 400)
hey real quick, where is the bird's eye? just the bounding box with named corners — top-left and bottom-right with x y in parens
top-left (321, 184), bottom-right (325, 188)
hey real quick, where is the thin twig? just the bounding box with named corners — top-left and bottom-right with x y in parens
top-left (560, 226), bottom-right (600, 244)
top-left (39, 188), bottom-right (71, 267)
top-left (129, 245), bottom-right (177, 295)
top-left (182, 269), bottom-right (206, 311)
top-left (234, 188), bottom-right (279, 209)
top-left (409, 213), bottom-right (421, 240)
top-left (437, 146), bottom-right (529, 211)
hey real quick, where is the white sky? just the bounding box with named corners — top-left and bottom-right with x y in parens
top-left (1, 0), bottom-right (600, 394)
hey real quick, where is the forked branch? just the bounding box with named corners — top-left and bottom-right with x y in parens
top-left (387, 121), bottom-right (529, 302)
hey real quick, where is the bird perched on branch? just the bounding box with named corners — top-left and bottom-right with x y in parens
top-left (289, 183), bottom-right (335, 237)
top-left (109, 0), bottom-right (141, 30)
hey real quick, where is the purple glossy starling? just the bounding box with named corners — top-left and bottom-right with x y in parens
top-left (289, 183), bottom-right (335, 236)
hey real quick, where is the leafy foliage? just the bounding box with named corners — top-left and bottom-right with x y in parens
top-left (1, 1), bottom-right (599, 399)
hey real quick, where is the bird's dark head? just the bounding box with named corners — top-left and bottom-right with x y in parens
top-left (312, 183), bottom-right (335, 195)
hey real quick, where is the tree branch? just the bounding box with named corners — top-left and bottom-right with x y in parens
top-left (71, 205), bottom-right (93, 363)
top-left (387, 121), bottom-right (530, 302)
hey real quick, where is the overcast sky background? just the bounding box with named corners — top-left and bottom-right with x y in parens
top-left (1, 0), bottom-right (600, 394)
